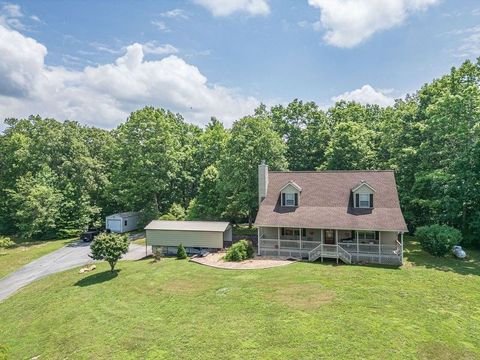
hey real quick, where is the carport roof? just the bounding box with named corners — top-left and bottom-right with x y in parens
top-left (145, 220), bottom-right (230, 232)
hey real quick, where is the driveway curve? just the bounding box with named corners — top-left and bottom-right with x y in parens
top-left (0, 241), bottom-right (150, 302)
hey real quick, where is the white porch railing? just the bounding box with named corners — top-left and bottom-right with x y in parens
top-left (258, 237), bottom-right (401, 265)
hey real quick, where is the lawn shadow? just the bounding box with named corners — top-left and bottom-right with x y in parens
top-left (404, 240), bottom-right (480, 276)
top-left (304, 258), bottom-right (401, 270)
top-left (74, 270), bottom-right (121, 287)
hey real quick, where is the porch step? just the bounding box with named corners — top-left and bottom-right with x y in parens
top-left (308, 244), bottom-right (351, 264)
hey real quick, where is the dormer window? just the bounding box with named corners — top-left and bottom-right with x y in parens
top-left (359, 194), bottom-right (370, 208)
top-left (280, 180), bottom-right (302, 207)
top-left (282, 192), bottom-right (298, 207)
top-left (352, 180), bottom-right (375, 209)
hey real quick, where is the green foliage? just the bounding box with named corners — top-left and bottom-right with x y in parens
top-left (6, 166), bottom-right (64, 239)
top-left (186, 165), bottom-right (221, 220)
top-left (2, 58), bottom-right (480, 246)
top-left (159, 203), bottom-right (186, 220)
top-left (218, 114), bottom-right (287, 225)
top-left (89, 232), bottom-right (129, 272)
top-left (416, 225), bottom-right (462, 256)
top-left (0, 237), bottom-right (14, 249)
top-left (224, 239), bottom-right (254, 262)
top-left (176, 244), bottom-right (187, 259)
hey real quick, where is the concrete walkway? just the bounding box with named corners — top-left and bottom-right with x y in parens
top-left (0, 241), bottom-right (151, 302)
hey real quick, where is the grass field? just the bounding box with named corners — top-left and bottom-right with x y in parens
top-left (0, 237), bottom-right (73, 279)
top-left (0, 239), bottom-right (479, 359)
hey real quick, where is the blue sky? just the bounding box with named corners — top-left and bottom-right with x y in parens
top-left (0, 0), bottom-right (479, 128)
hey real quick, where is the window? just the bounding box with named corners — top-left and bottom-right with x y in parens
top-left (281, 192), bottom-right (298, 206)
top-left (124, 220), bottom-right (128, 226)
top-left (281, 228), bottom-right (306, 237)
top-left (357, 231), bottom-right (379, 242)
top-left (359, 194), bottom-right (370, 208)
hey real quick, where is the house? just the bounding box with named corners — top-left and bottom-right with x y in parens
top-left (145, 220), bottom-right (232, 255)
top-left (254, 161), bottom-right (407, 265)
top-left (106, 212), bottom-right (141, 233)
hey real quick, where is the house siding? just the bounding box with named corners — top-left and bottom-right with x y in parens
top-left (146, 229), bottom-right (224, 249)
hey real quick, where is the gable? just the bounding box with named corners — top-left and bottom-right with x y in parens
top-left (281, 183), bottom-right (301, 194)
top-left (352, 183), bottom-right (374, 195)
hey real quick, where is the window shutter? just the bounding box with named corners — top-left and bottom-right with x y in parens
top-left (355, 193), bottom-right (359, 208)
top-left (375, 231), bottom-right (379, 240)
top-left (294, 193), bottom-right (298, 206)
top-left (281, 193), bottom-right (285, 206)
top-left (370, 194), bottom-right (374, 208)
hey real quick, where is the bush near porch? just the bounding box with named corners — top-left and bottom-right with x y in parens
top-left (0, 238), bottom-right (479, 359)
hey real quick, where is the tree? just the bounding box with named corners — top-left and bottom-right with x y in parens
top-left (7, 166), bottom-right (63, 239)
top-left (218, 114), bottom-right (287, 226)
top-left (113, 107), bottom-right (197, 219)
top-left (187, 165), bottom-right (221, 220)
top-left (176, 244), bottom-right (187, 259)
top-left (89, 232), bottom-right (129, 272)
top-left (159, 203), bottom-right (186, 220)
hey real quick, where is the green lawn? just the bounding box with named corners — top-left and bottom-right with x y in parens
top-left (0, 237), bottom-right (73, 279)
top-left (0, 240), bottom-right (479, 359)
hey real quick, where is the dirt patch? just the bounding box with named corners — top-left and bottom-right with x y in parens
top-left (418, 342), bottom-right (478, 360)
top-left (190, 252), bottom-right (294, 270)
top-left (268, 283), bottom-right (335, 310)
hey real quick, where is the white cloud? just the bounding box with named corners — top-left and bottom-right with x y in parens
top-left (2, 3), bottom-right (22, 17)
top-left (160, 9), bottom-right (189, 19)
top-left (307, 0), bottom-right (439, 48)
top-left (332, 85), bottom-right (395, 107)
top-left (141, 42), bottom-right (178, 55)
top-left (451, 25), bottom-right (480, 58)
top-left (193, 0), bottom-right (270, 16)
top-left (151, 19), bottom-right (169, 31)
top-left (0, 25), bottom-right (259, 128)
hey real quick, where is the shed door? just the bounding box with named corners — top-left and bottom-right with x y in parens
top-left (108, 219), bottom-right (122, 232)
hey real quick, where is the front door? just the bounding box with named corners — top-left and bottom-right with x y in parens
top-left (324, 229), bottom-right (335, 244)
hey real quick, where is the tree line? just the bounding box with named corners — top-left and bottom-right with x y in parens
top-left (1, 59), bottom-right (479, 246)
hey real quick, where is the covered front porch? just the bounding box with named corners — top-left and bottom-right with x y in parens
top-left (257, 227), bottom-right (403, 265)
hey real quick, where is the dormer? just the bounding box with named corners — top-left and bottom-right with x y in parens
top-left (352, 180), bottom-right (376, 208)
top-left (280, 181), bottom-right (302, 207)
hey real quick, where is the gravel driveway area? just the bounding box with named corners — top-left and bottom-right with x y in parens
top-left (0, 240), bottom-right (151, 302)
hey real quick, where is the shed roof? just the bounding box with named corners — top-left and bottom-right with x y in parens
top-left (145, 220), bottom-right (230, 232)
top-left (106, 212), bottom-right (140, 219)
top-left (255, 170), bottom-right (407, 232)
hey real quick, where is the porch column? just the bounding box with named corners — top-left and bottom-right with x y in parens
top-left (299, 228), bottom-right (302, 257)
top-left (401, 232), bottom-right (404, 264)
top-left (257, 227), bottom-right (261, 256)
top-left (356, 231), bottom-right (359, 253)
top-left (277, 227), bottom-right (280, 256)
top-left (378, 231), bottom-right (381, 256)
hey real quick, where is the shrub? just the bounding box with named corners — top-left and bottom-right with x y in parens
top-left (89, 232), bottom-right (129, 272)
top-left (0, 237), bottom-right (15, 249)
top-left (224, 239), bottom-right (254, 262)
top-left (416, 225), bottom-right (462, 256)
top-left (177, 244), bottom-right (187, 259)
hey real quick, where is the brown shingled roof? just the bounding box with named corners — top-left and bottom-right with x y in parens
top-left (254, 170), bottom-right (408, 232)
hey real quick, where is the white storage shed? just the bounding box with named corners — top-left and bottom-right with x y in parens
top-left (106, 212), bottom-right (141, 233)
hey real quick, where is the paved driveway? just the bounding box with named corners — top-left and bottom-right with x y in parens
top-left (0, 241), bottom-right (151, 302)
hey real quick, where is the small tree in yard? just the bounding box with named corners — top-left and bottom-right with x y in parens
top-left (90, 232), bottom-right (129, 272)
top-left (177, 244), bottom-right (187, 259)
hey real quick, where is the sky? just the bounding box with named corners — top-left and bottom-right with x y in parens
top-left (0, 0), bottom-right (479, 129)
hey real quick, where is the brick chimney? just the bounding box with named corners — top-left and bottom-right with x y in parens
top-left (258, 160), bottom-right (268, 204)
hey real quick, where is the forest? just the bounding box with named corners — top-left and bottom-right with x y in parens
top-left (1, 59), bottom-right (479, 246)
